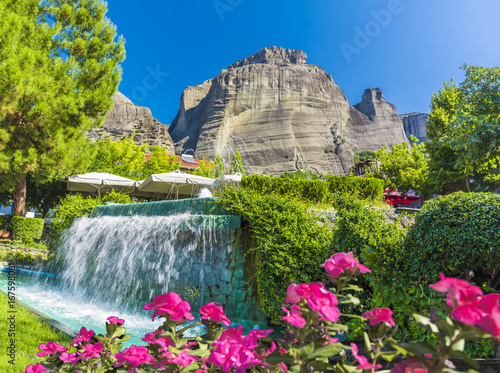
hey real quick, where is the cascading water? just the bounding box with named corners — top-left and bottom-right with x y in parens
top-left (56, 198), bottom-right (265, 325)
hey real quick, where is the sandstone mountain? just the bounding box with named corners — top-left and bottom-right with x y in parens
top-left (401, 113), bottom-right (428, 143)
top-left (88, 92), bottom-right (174, 152)
top-left (168, 47), bottom-right (411, 175)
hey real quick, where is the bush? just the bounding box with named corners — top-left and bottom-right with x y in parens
top-left (12, 216), bottom-right (44, 243)
top-left (404, 192), bottom-right (500, 282)
top-left (326, 174), bottom-right (384, 201)
top-left (220, 188), bottom-right (335, 319)
top-left (0, 214), bottom-right (12, 232)
top-left (241, 174), bottom-right (330, 203)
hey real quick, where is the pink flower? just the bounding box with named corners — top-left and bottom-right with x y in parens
top-left (307, 287), bottom-right (341, 322)
top-left (208, 340), bottom-right (246, 372)
top-left (323, 335), bottom-right (339, 345)
top-left (282, 305), bottom-right (306, 328)
top-left (60, 352), bottom-right (78, 364)
top-left (200, 302), bottom-right (231, 326)
top-left (243, 329), bottom-right (273, 349)
top-left (144, 293), bottom-right (194, 321)
top-left (430, 273), bottom-right (483, 308)
top-left (285, 282), bottom-right (324, 303)
top-left (321, 251), bottom-right (371, 278)
top-left (114, 345), bottom-right (155, 368)
top-left (107, 316), bottom-right (125, 325)
top-left (71, 327), bottom-right (95, 346)
top-left (168, 349), bottom-right (197, 367)
top-left (391, 358), bottom-right (428, 373)
top-left (363, 308), bottom-right (396, 327)
top-left (350, 343), bottom-right (382, 370)
top-left (77, 342), bottom-right (103, 360)
top-left (278, 362), bottom-right (288, 371)
top-left (36, 341), bottom-right (67, 356)
top-left (142, 330), bottom-right (175, 350)
top-left (261, 342), bottom-right (276, 358)
top-left (216, 325), bottom-right (245, 345)
top-left (24, 364), bottom-right (48, 373)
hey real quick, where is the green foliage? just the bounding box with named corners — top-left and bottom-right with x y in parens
top-left (0, 0), bottom-right (125, 213)
top-left (0, 293), bottom-right (72, 372)
top-left (326, 175), bottom-right (384, 202)
top-left (26, 173), bottom-right (69, 218)
top-left (280, 169), bottom-right (321, 180)
top-left (50, 191), bottom-right (131, 237)
top-left (404, 192), bottom-right (500, 282)
top-left (12, 216), bottom-right (44, 244)
top-left (191, 157), bottom-right (215, 178)
top-left (143, 145), bottom-right (181, 176)
top-left (0, 214), bottom-right (12, 232)
top-left (2, 249), bottom-right (47, 266)
top-left (219, 188), bottom-right (335, 318)
top-left (368, 137), bottom-right (428, 196)
top-left (425, 80), bottom-right (467, 195)
top-left (88, 135), bottom-right (148, 180)
top-left (242, 174), bottom-right (331, 203)
top-left (451, 65), bottom-right (500, 178)
top-left (229, 149), bottom-right (245, 174)
top-left (353, 150), bottom-right (377, 164)
top-left (212, 154), bottom-right (226, 178)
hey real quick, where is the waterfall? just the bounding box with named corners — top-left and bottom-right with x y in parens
top-left (55, 198), bottom-right (266, 325)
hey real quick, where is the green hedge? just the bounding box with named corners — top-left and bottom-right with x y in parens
top-left (220, 188), bottom-right (335, 319)
top-left (0, 214), bottom-right (12, 232)
top-left (241, 174), bottom-right (384, 203)
top-left (12, 216), bottom-right (44, 243)
top-left (404, 192), bottom-right (500, 281)
top-left (241, 175), bottom-right (330, 203)
top-left (326, 175), bottom-right (384, 201)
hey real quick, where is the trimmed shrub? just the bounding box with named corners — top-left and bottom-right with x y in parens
top-left (220, 187), bottom-right (335, 319)
top-left (12, 216), bottom-right (44, 243)
top-left (241, 174), bottom-right (330, 203)
top-left (326, 174), bottom-right (384, 201)
top-left (404, 192), bottom-right (500, 282)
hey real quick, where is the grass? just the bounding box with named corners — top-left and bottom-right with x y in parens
top-left (0, 292), bottom-right (72, 372)
top-left (0, 238), bottom-right (48, 251)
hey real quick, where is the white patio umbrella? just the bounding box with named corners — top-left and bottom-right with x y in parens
top-left (67, 172), bottom-right (139, 197)
top-left (212, 173), bottom-right (243, 191)
top-left (137, 170), bottom-right (215, 199)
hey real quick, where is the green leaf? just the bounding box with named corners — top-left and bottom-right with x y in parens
top-left (308, 343), bottom-right (345, 359)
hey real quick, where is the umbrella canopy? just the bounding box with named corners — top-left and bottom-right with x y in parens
top-left (67, 172), bottom-right (139, 196)
top-left (212, 173), bottom-right (243, 191)
top-left (138, 171), bottom-right (214, 198)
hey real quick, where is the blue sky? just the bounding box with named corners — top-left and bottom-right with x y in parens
top-left (106, 0), bottom-right (500, 124)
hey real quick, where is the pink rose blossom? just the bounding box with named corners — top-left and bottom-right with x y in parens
top-left (114, 345), bottom-right (155, 368)
top-left (71, 327), bottom-right (95, 346)
top-left (78, 342), bottom-right (103, 360)
top-left (107, 316), bottom-right (125, 325)
top-left (200, 302), bottom-right (231, 326)
top-left (144, 292), bottom-right (194, 321)
top-left (24, 364), bottom-right (48, 373)
top-left (350, 343), bottom-right (382, 370)
top-left (321, 251), bottom-right (371, 278)
top-left (36, 341), bottom-right (67, 356)
top-left (168, 349), bottom-right (197, 367)
top-left (282, 305), bottom-right (306, 328)
top-left (60, 352), bottom-right (78, 364)
top-left (363, 308), bottom-right (396, 327)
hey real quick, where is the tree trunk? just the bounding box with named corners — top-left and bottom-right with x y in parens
top-left (12, 173), bottom-right (27, 217)
top-left (465, 176), bottom-right (471, 192)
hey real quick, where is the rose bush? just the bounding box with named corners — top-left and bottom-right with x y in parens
top-left (26, 251), bottom-right (499, 373)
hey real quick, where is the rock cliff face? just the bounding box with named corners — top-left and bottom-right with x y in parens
top-left (400, 113), bottom-right (428, 143)
top-left (169, 47), bottom-right (410, 175)
top-left (88, 92), bottom-right (174, 152)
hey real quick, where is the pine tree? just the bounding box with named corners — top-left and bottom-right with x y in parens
top-left (0, 0), bottom-right (125, 216)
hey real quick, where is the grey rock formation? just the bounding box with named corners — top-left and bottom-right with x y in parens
top-left (88, 92), bottom-right (174, 152)
top-left (401, 113), bottom-right (428, 143)
top-left (228, 46), bottom-right (307, 69)
top-left (169, 47), bottom-right (410, 175)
